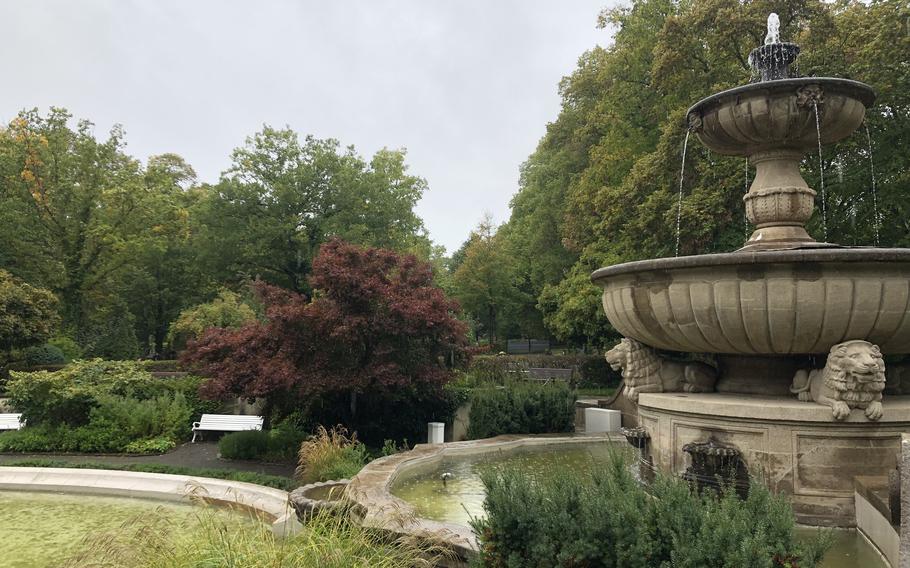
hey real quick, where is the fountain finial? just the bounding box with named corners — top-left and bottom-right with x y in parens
top-left (749, 13), bottom-right (799, 82)
top-left (764, 13), bottom-right (780, 45)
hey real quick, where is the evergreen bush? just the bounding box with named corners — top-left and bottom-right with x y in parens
top-left (467, 382), bottom-right (576, 439)
top-left (22, 344), bottom-right (66, 366)
top-left (471, 452), bottom-right (832, 568)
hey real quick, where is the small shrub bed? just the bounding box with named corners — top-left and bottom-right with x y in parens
top-left (218, 424), bottom-right (306, 462)
top-left (296, 425), bottom-right (369, 484)
top-left (467, 382), bottom-right (576, 439)
top-left (0, 360), bottom-right (218, 453)
top-left (471, 452), bottom-right (832, 568)
top-left (3, 459), bottom-right (297, 490)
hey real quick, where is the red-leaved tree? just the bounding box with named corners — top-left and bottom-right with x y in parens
top-left (182, 239), bottom-right (468, 416)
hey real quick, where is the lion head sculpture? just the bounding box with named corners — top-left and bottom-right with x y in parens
top-left (791, 339), bottom-right (887, 420)
top-left (606, 338), bottom-right (660, 380)
top-left (824, 340), bottom-right (886, 403)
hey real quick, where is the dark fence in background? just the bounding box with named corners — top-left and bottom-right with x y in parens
top-left (507, 339), bottom-right (550, 354)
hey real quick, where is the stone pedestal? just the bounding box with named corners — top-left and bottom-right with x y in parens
top-left (637, 393), bottom-right (910, 527)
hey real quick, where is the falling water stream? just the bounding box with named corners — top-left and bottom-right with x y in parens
top-left (813, 102), bottom-right (828, 241)
top-left (743, 158), bottom-right (750, 239)
top-left (864, 122), bottom-right (880, 246)
top-left (675, 130), bottom-right (690, 257)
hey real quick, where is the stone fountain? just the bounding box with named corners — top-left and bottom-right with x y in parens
top-left (593, 15), bottom-right (910, 527)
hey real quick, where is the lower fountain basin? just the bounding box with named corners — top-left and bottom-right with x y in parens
top-left (591, 248), bottom-right (910, 355)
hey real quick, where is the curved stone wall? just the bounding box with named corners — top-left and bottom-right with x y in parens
top-left (346, 433), bottom-right (620, 561)
top-left (0, 466), bottom-right (300, 535)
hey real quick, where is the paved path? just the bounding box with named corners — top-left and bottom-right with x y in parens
top-left (0, 442), bottom-right (295, 478)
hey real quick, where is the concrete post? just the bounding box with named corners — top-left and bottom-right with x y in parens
top-left (428, 422), bottom-right (445, 444)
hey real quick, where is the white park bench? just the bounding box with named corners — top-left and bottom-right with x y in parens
top-left (192, 414), bottom-right (264, 443)
top-left (0, 413), bottom-right (25, 431)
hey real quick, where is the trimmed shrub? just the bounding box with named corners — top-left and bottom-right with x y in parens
top-left (297, 425), bottom-right (369, 483)
top-left (294, 384), bottom-right (468, 447)
top-left (471, 452), bottom-right (832, 568)
top-left (23, 344), bottom-right (66, 366)
top-left (218, 424), bottom-right (307, 462)
top-left (467, 382), bottom-right (576, 439)
top-left (219, 430), bottom-right (271, 460)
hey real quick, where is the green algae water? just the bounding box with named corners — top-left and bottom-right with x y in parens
top-left (796, 528), bottom-right (889, 568)
top-left (391, 442), bottom-right (615, 526)
top-left (1, 491), bottom-right (252, 568)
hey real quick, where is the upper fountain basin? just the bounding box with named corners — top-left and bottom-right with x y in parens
top-left (591, 248), bottom-right (910, 355)
top-left (686, 78), bottom-right (876, 156)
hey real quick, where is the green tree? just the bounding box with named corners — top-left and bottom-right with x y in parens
top-left (0, 270), bottom-right (59, 366)
top-left (193, 127), bottom-right (430, 293)
top-left (166, 289), bottom-right (257, 352)
top-left (491, 0), bottom-right (909, 347)
top-left (118, 154), bottom-right (211, 355)
top-left (451, 217), bottom-right (526, 345)
top-left (0, 109), bottom-right (181, 340)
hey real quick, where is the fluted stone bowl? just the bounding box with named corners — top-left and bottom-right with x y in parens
top-left (686, 78), bottom-right (876, 156)
top-left (591, 249), bottom-right (910, 355)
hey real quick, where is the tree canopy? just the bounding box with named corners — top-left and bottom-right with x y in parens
top-left (182, 239), bottom-right (467, 411)
top-left (452, 0), bottom-right (910, 348)
top-left (0, 112), bottom-right (436, 358)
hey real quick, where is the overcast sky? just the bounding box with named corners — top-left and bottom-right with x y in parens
top-left (0, 1), bottom-right (612, 253)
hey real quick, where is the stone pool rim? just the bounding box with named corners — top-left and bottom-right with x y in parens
top-left (0, 466), bottom-right (300, 535)
top-left (346, 432), bottom-right (622, 560)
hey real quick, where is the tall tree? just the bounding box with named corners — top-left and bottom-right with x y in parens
top-left (182, 239), bottom-right (468, 417)
top-left (194, 127), bottom-right (431, 293)
top-left (493, 0), bottom-right (909, 348)
top-left (0, 109), bottom-right (177, 342)
top-left (451, 217), bottom-right (526, 344)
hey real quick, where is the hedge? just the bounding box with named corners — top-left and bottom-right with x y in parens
top-left (467, 382), bottom-right (576, 439)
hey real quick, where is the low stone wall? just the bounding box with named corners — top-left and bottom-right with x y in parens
top-left (0, 466), bottom-right (300, 536)
top-left (854, 476), bottom-right (899, 567)
top-left (639, 392), bottom-right (910, 527)
top-left (346, 433), bottom-right (621, 563)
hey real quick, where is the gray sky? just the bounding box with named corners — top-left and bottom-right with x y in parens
top-left (0, 1), bottom-right (611, 253)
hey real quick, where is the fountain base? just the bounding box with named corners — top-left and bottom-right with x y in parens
top-left (637, 392), bottom-right (910, 526)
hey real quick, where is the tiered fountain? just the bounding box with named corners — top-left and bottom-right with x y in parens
top-left (594, 15), bottom-right (910, 527)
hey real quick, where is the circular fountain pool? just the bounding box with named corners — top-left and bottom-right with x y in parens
top-left (391, 441), bottom-right (614, 526)
top-left (2, 491), bottom-right (256, 568)
top-left (384, 440), bottom-right (887, 568)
